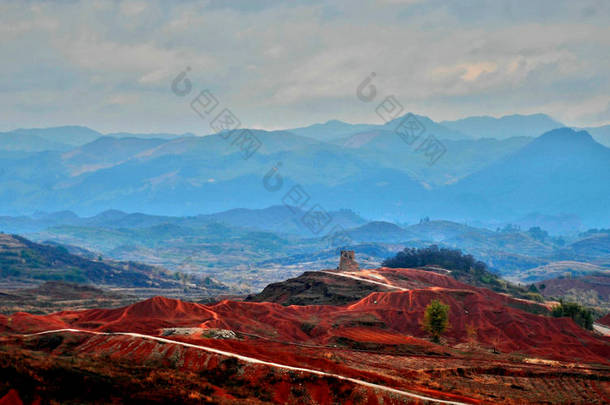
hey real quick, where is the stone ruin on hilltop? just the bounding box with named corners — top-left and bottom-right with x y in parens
top-left (338, 250), bottom-right (359, 271)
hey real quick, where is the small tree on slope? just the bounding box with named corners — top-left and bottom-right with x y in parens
top-left (422, 299), bottom-right (450, 343)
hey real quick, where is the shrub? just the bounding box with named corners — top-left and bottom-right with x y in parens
top-left (422, 299), bottom-right (450, 343)
top-left (551, 300), bottom-right (594, 330)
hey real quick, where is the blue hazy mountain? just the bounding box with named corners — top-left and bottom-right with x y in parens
top-left (62, 137), bottom-right (168, 175)
top-left (582, 124), bottom-right (610, 147)
top-left (0, 126), bottom-right (103, 151)
top-left (383, 113), bottom-right (471, 140)
top-left (0, 205), bottom-right (366, 236)
top-left (105, 131), bottom-right (193, 140)
top-left (0, 131), bottom-right (70, 152)
top-left (288, 113), bottom-right (470, 142)
top-left (345, 221), bottom-right (411, 242)
top-left (441, 114), bottom-right (563, 139)
top-left (286, 119), bottom-right (378, 141)
top-left (0, 126), bottom-right (191, 153)
top-left (334, 129), bottom-right (530, 185)
top-left (0, 129), bottom-right (374, 215)
top-left (0, 122), bottom-right (608, 226)
top-left (437, 128), bottom-right (610, 223)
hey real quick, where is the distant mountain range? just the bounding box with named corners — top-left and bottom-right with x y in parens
top-left (287, 113), bottom-right (566, 142)
top-left (440, 113), bottom-right (564, 139)
top-left (0, 126), bottom-right (191, 152)
top-left (287, 113), bottom-right (470, 141)
top-left (1, 115), bottom-right (609, 226)
top-left (3, 113), bottom-right (608, 148)
top-left (286, 119), bottom-right (379, 141)
top-left (0, 205), bottom-right (366, 236)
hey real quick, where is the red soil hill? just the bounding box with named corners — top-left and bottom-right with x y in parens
top-left (2, 268), bottom-right (608, 364)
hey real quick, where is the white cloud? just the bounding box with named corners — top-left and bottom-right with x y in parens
top-left (119, 1), bottom-right (147, 16)
top-left (0, 0), bottom-right (609, 132)
top-left (106, 93), bottom-right (140, 106)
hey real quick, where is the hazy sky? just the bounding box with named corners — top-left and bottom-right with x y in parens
top-left (1, 0), bottom-right (609, 134)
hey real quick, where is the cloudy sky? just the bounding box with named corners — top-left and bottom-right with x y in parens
top-left (1, 0), bottom-right (609, 134)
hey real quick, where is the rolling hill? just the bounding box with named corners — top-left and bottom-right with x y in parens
top-left (0, 233), bottom-right (225, 292)
top-left (0, 281), bottom-right (135, 315)
top-left (3, 209), bottom-right (606, 291)
top-left (345, 221), bottom-right (410, 242)
top-left (1, 262), bottom-right (608, 404)
top-left (535, 271), bottom-right (610, 311)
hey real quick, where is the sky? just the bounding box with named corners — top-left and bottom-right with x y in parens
top-left (1, 0), bottom-right (609, 134)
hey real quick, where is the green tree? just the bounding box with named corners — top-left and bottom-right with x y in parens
top-left (422, 299), bottom-right (450, 343)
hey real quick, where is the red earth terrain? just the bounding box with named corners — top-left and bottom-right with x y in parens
top-left (1, 267), bottom-right (609, 404)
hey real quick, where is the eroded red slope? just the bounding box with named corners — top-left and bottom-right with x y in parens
top-left (2, 268), bottom-right (608, 364)
top-left (346, 288), bottom-right (608, 362)
top-left (0, 389), bottom-right (22, 405)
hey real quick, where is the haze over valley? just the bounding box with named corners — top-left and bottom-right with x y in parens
top-left (1, 1), bottom-right (610, 403)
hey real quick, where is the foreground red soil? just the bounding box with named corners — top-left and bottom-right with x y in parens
top-left (1, 268), bottom-right (609, 404)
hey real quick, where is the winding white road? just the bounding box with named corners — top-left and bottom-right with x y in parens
top-left (20, 328), bottom-right (469, 405)
top-left (320, 270), bottom-right (409, 291)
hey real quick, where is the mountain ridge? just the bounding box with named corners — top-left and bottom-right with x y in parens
top-left (0, 124), bottom-right (609, 225)
top-left (441, 113), bottom-right (563, 139)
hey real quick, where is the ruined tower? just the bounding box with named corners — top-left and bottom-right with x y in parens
top-left (338, 250), bottom-right (359, 271)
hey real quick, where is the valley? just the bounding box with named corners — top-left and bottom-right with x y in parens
top-left (1, 208), bottom-right (608, 310)
top-left (3, 3), bottom-right (610, 403)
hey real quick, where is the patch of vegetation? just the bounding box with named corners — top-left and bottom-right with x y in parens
top-left (551, 300), bottom-right (594, 330)
top-left (383, 245), bottom-right (487, 272)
